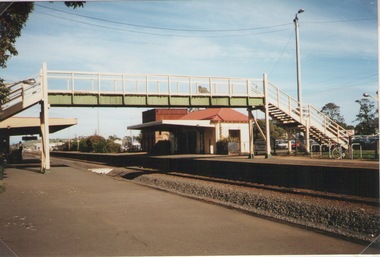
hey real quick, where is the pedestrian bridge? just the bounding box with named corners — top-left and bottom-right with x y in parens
top-left (0, 63), bottom-right (350, 171)
top-left (45, 70), bottom-right (265, 108)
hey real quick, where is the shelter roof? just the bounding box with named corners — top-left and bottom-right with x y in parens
top-left (0, 117), bottom-right (77, 136)
top-left (179, 108), bottom-right (248, 122)
top-left (127, 119), bottom-right (214, 131)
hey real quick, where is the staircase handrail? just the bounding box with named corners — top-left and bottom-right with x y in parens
top-left (266, 81), bottom-right (301, 122)
top-left (1, 75), bottom-right (42, 113)
top-left (307, 104), bottom-right (350, 146)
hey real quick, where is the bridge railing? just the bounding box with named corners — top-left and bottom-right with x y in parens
top-left (46, 70), bottom-right (264, 98)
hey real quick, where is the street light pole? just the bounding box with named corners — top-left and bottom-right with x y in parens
top-left (294, 9), bottom-right (304, 118)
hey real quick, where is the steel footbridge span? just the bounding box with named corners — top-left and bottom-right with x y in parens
top-left (0, 63), bottom-right (350, 172)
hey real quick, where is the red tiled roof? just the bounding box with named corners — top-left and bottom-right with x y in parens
top-left (179, 108), bottom-right (248, 122)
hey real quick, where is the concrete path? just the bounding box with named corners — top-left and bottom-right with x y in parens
top-left (0, 160), bottom-right (378, 256)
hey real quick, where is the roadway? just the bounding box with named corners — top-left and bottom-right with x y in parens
top-left (0, 156), bottom-right (378, 256)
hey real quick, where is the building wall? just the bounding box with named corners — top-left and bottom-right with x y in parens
top-left (217, 122), bottom-right (250, 154)
top-left (143, 109), bottom-right (188, 123)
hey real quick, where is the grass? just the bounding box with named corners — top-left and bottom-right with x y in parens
top-left (311, 150), bottom-right (379, 160)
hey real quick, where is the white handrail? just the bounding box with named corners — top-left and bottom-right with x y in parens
top-left (46, 70), bottom-right (264, 98)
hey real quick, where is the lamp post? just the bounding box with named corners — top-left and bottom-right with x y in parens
top-left (363, 91), bottom-right (378, 101)
top-left (7, 78), bottom-right (36, 87)
top-left (18, 79), bottom-right (36, 85)
top-left (294, 9), bottom-right (304, 118)
top-left (363, 91), bottom-right (379, 110)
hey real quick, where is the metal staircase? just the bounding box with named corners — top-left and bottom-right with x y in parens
top-left (265, 81), bottom-right (350, 149)
top-left (0, 76), bottom-right (42, 122)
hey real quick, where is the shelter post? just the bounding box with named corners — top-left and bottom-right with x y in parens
top-left (247, 107), bottom-right (254, 159)
top-left (40, 63), bottom-right (50, 173)
top-left (263, 73), bottom-right (271, 158)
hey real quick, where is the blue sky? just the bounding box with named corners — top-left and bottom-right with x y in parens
top-left (3, 0), bottom-right (378, 142)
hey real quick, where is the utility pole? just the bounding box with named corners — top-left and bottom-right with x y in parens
top-left (294, 9), bottom-right (304, 120)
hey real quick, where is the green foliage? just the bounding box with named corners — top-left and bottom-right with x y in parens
top-left (354, 98), bottom-right (379, 135)
top-left (72, 135), bottom-right (120, 153)
top-left (321, 102), bottom-right (347, 128)
top-left (254, 120), bottom-right (286, 140)
top-left (93, 139), bottom-right (107, 153)
top-left (79, 138), bottom-right (90, 152)
top-left (106, 140), bottom-right (121, 153)
top-left (0, 2), bottom-right (85, 69)
top-left (0, 79), bottom-right (10, 105)
top-left (216, 137), bottom-right (239, 154)
top-left (0, 2), bottom-right (34, 69)
top-left (64, 2), bottom-right (86, 8)
top-left (216, 138), bottom-right (229, 154)
top-left (87, 135), bottom-right (106, 153)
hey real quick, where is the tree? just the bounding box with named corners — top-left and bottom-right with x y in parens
top-left (0, 2), bottom-right (85, 104)
top-left (108, 135), bottom-right (121, 141)
top-left (320, 102), bottom-right (347, 128)
top-left (0, 2), bottom-right (34, 69)
top-left (0, 79), bottom-right (9, 105)
top-left (254, 120), bottom-right (286, 140)
top-left (354, 98), bottom-right (379, 135)
top-left (106, 139), bottom-right (121, 153)
top-left (1, 2), bottom-right (85, 69)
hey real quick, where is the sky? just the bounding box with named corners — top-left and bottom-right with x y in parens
top-left (2, 0), bottom-right (378, 142)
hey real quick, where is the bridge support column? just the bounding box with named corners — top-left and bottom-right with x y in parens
top-left (263, 73), bottom-right (271, 158)
top-left (40, 63), bottom-right (50, 173)
top-left (287, 129), bottom-right (293, 154)
top-left (305, 120), bottom-right (310, 153)
top-left (247, 107), bottom-right (254, 159)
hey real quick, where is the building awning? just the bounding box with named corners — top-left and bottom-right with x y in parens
top-left (128, 120), bottom-right (214, 131)
top-left (0, 117), bottom-right (77, 136)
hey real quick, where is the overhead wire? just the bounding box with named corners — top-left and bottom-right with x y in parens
top-left (34, 9), bottom-right (292, 38)
top-left (35, 3), bottom-right (293, 33)
top-left (268, 30), bottom-right (295, 77)
top-left (304, 74), bottom-right (377, 96)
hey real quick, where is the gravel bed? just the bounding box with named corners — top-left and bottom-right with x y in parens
top-left (109, 167), bottom-right (380, 245)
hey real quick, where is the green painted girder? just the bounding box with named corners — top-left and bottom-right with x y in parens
top-left (48, 93), bottom-right (264, 108)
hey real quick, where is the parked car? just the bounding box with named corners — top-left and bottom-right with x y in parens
top-left (276, 140), bottom-right (288, 149)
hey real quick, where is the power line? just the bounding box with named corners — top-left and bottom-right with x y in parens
top-left (304, 74), bottom-right (377, 96)
top-left (269, 30), bottom-right (295, 77)
top-left (34, 10), bottom-right (292, 38)
top-left (35, 3), bottom-right (292, 33)
top-left (305, 17), bottom-right (376, 24)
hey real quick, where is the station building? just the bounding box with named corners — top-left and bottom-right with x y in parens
top-left (128, 108), bottom-right (249, 155)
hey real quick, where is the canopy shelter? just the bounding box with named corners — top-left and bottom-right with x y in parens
top-left (0, 117), bottom-right (77, 136)
top-left (0, 117), bottom-right (77, 154)
top-left (128, 119), bottom-right (214, 131)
